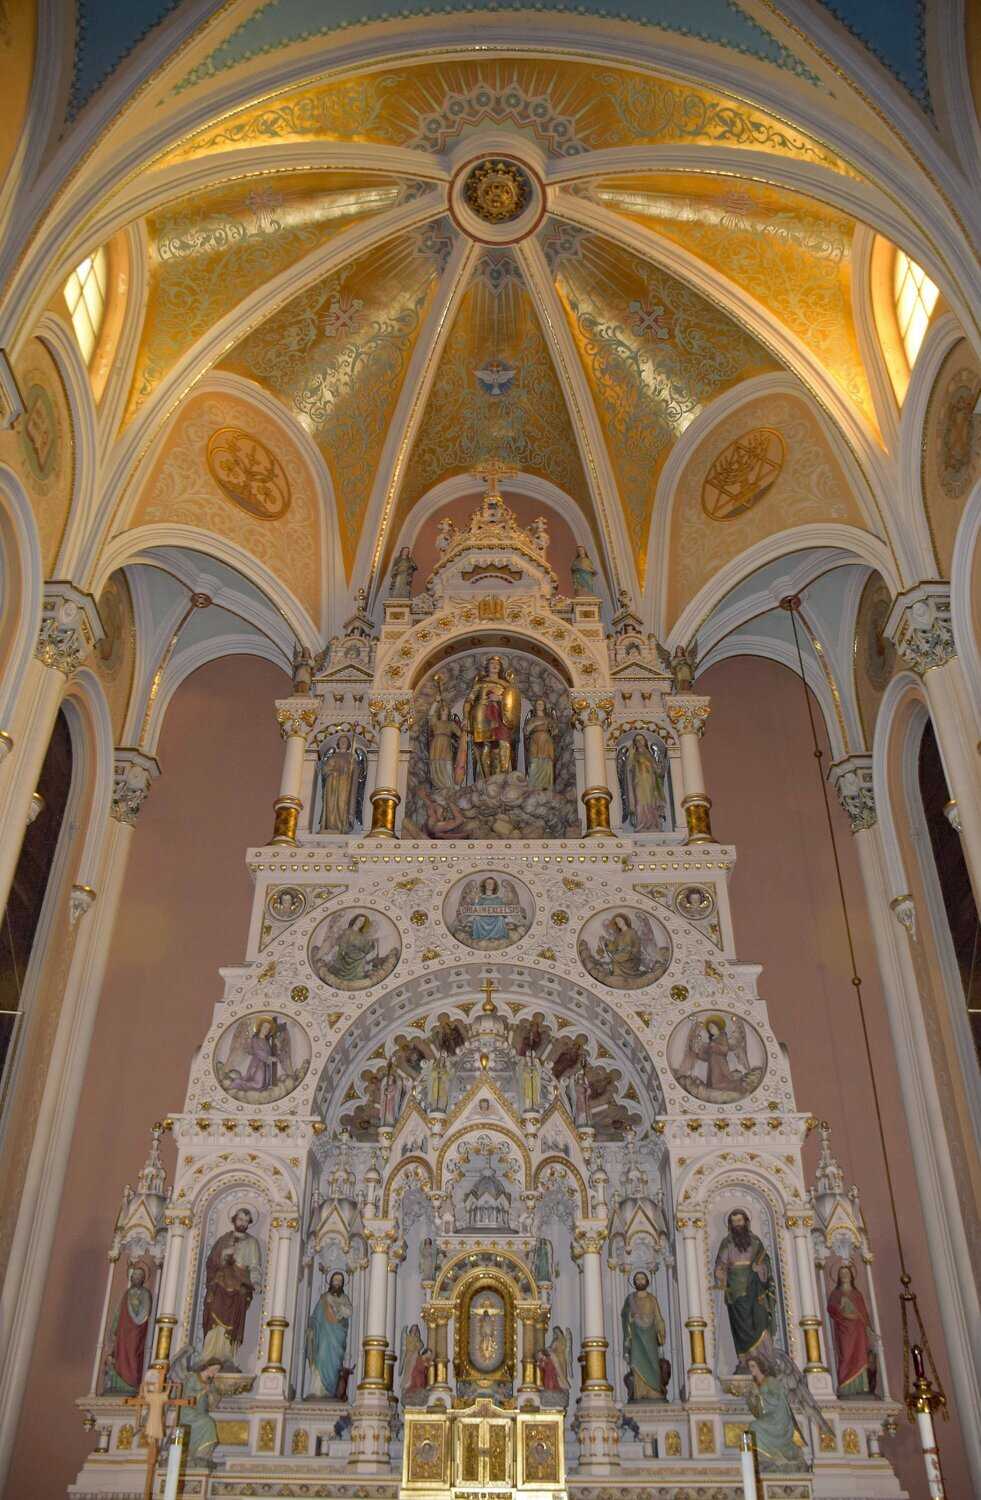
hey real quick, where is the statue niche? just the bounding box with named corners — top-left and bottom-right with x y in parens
top-left (404, 651), bottom-right (579, 841)
top-left (455, 1273), bottom-right (517, 1401)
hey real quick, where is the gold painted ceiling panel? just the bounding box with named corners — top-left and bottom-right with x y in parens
top-left (126, 170), bottom-right (407, 421)
top-left (391, 249), bottom-right (598, 574)
top-left (219, 223), bottom-right (451, 577)
top-left (545, 222), bottom-right (777, 585)
top-left (586, 173), bottom-right (875, 425)
top-left (162, 58), bottom-right (852, 176)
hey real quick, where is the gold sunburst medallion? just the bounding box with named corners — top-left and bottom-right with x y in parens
top-left (462, 159), bottom-right (531, 223)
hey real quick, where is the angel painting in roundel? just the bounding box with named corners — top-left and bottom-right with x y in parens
top-left (671, 1013), bottom-right (765, 1104)
top-left (446, 874), bottom-right (532, 951)
top-left (215, 1014), bottom-right (310, 1104)
top-left (578, 909), bottom-right (672, 990)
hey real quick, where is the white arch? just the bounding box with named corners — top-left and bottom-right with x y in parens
top-left (668, 523), bottom-right (899, 653)
top-left (142, 631), bottom-right (289, 757)
top-left (0, 466), bottom-right (43, 727)
top-left (30, 313), bottom-right (100, 581)
top-left (897, 311), bottom-right (967, 578)
top-left (698, 629), bottom-right (848, 761)
top-left (61, 669), bottom-right (115, 889)
top-left (950, 477), bottom-right (981, 722)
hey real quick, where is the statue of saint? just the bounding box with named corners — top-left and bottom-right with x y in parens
top-left (571, 545), bottom-right (599, 596)
top-left (319, 735), bottom-right (360, 833)
top-left (620, 733), bottom-right (667, 831)
top-left (419, 1237), bottom-right (439, 1283)
top-left (201, 1208), bottom-right (263, 1368)
top-left (532, 1237), bottom-right (553, 1285)
top-left (291, 645), bottom-right (313, 694)
top-left (621, 1271), bottom-right (667, 1400)
top-left (422, 1049), bottom-right (453, 1113)
top-left (537, 1327), bottom-right (570, 1397)
top-left (379, 1059), bottom-right (404, 1127)
top-left (713, 1209), bottom-right (775, 1371)
top-left (523, 699), bottom-right (555, 789)
top-left (306, 1271), bottom-right (353, 1399)
top-left (401, 1324), bottom-right (433, 1401)
top-left (518, 1050), bottom-right (543, 1113)
top-left (657, 640), bottom-right (697, 693)
top-left (103, 1265), bottom-right (152, 1393)
top-left (388, 546), bottom-right (417, 599)
top-left (455, 656), bottom-right (521, 781)
top-left (427, 677), bottom-right (460, 791)
top-left (827, 1264), bottom-right (876, 1396)
top-left (570, 1059), bottom-right (592, 1126)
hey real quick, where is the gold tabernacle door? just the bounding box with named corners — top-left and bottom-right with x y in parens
top-left (402, 1398), bottom-right (565, 1500)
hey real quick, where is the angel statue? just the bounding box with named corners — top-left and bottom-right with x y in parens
top-left (744, 1349), bottom-right (834, 1471)
top-left (656, 639), bottom-right (697, 694)
top-left (673, 1014), bottom-right (762, 1104)
top-left (537, 1327), bottom-right (572, 1404)
top-left (166, 1346), bottom-right (226, 1468)
top-left (317, 735), bottom-right (366, 833)
top-left (570, 545), bottom-right (599, 596)
top-left (617, 733), bottom-right (668, 832)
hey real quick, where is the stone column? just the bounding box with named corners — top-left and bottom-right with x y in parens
top-left (827, 762), bottom-right (981, 1491)
top-left (677, 1215), bottom-right (713, 1397)
top-left (271, 699), bottom-right (318, 845)
top-left (574, 1228), bottom-right (620, 1470)
top-left (666, 697), bottom-right (714, 842)
top-left (259, 1216), bottom-right (298, 1392)
top-left (152, 1213), bottom-right (193, 1368)
top-left (0, 582), bottom-right (103, 916)
top-left (786, 1212), bottom-right (832, 1391)
top-left (886, 583), bottom-right (981, 906)
top-left (385, 1242), bottom-right (403, 1394)
top-left (571, 694), bottom-right (615, 837)
top-left (349, 1229), bottom-right (394, 1470)
top-left (518, 1305), bottom-right (540, 1395)
top-left (368, 696), bottom-right (412, 838)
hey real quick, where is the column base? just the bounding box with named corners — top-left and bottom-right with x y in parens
top-left (582, 787), bottom-right (613, 837)
top-left (347, 1387), bottom-right (392, 1471)
top-left (150, 1316), bottom-right (176, 1370)
top-left (575, 1388), bottom-right (621, 1471)
top-left (271, 797), bottom-right (301, 845)
top-left (682, 794), bottom-right (713, 843)
top-left (368, 788), bottom-right (400, 838)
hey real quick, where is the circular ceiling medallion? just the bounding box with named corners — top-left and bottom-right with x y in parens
top-left (701, 427), bottom-right (784, 522)
top-left (206, 427), bottom-right (292, 520)
top-left (449, 154), bottom-right (545, 245)
top-left (463, 159), bottom-right (531, 224)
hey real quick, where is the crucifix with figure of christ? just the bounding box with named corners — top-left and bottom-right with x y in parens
top-left (121, 1376), bottom-right (194, 1500)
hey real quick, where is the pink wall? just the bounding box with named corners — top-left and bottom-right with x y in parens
top-left (699, 655), bottom-right (969, 1500)
top-left (7, 654), bottom-right (287, 1500)
top-left (408, 490), bottom-right (585, 598)
top-left (6, 651), bottom-right (969, 1498)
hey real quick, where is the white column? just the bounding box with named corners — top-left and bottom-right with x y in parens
top-left (260, 1218), bottom-right (297, 1386)
top-left (153, 1215), bottom-right (192, 1368)
top-left (0, 584), bottom-right (103, 917)
top-left (826, 766), bottom-right (981, 1492)
top-left (666, 696), bottom-right (714, 842)
top-left (348, 1228), bottom-right (394, 1471)
top-left (788, 1214), bottom-right (831, 1391)
top-left (886, 583), bottom-right (981, 905)
top-left (272, 699), bottom-right (317, 845)
top-left (368, 697), bottom-right (411, 838)
top-left (384, 1243), bottom-right (402, 1394)
top-left (571, 695), bottom-right (614, 837)
top-left (574, 1228), bottom-right (619, 1472)
top-left (0, 766), bottom-right (155, 1492)
top-left (678, 1217), bottom-right (713, 1396)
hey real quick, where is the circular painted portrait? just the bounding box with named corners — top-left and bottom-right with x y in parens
top-left (667, 1010), bottom-right (767, 1104)
top-left (444, 872), bottom-right (535, 951)
top-left (214, 1012), bottom-right (311, 1104)
top-left (308, 907), bottom-right (402, 992)
top-left (675, 885), bottom-right (716, 922)
top-left (577, 906), bottom-right (672, 990)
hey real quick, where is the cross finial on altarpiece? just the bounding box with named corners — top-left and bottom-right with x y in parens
top-left (471, 458), bottom-right (517, 501)
top-left (479, 976), bottom-right (498, 1011)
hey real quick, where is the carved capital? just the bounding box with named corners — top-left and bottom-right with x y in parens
top-left (665, 696), bottom-right (711, 737)
top-left (885, 583), bottom-right (954, 675)
top-left (111, 748), bottom-right (160, 825)
top-left (569, 693), bottom-right (614, 730)
top-left (275, 699), bottom-right (319, 741)
top-left (574, 1228), bottom-right (607, 1255)
top-left (369, 694), bottom-right (414, 732)
top-left (828, 754), bottom-right (877, 832)
top-left (35, 582), bottom-right (103, 677)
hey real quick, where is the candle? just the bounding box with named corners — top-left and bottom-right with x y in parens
top-left (163, 1425), bottom-right (187, 1500)
top-left (740, 1430), bottom-right (758, 1500)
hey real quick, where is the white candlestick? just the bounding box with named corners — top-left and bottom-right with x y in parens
top-left (740, 1432), bottom-right (758, 1500)
top-left (163, 1425), bottom-right (186, 1500)
top-left (915, 1409), bottom-right (946, 1499)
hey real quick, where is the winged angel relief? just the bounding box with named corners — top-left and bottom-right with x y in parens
top-left (669, 1012), bottom-right (765, 1105)
top-left (214, 1013), bottom-right (311, 1105)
